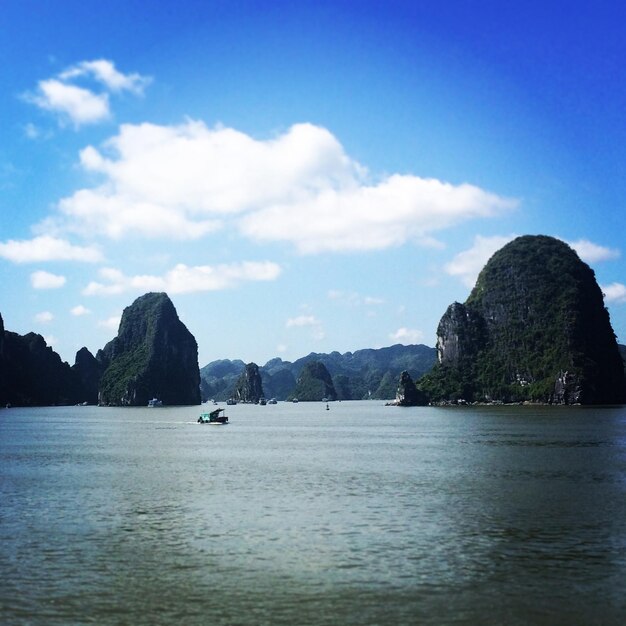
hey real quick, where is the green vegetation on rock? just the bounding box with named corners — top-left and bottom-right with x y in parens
top-left (97, 292), bottom-right (200, 406)
top-left (291, 361), bottom-right (337, 401)
top-left (419, 235), bottom-right (626, 404)
top-left (200, 344), bottom-right (436, 401)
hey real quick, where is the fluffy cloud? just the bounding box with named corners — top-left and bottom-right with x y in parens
top-left (240, 176), bottom-right (515, 254)
top-left (35, 311), bottom-right (54, 323)
top-left (286, 315), bottom-right (320, 328)
top-left (285, 314), bottom-right (325, 340)
top-left (58, 59), bottom-right (151, 94)
top-left (44, 120), bottom-right (515, 249)
top-left (26, 59), bottom-right (149, 127)
top-left (445, 234), bottom-right (516, 287)
top-left (83, 261), bottom-right (281, 296)
top-left (389, 327), bottom-right (424, 343)
top-left (70, 305), bottom-right (91, 316)
top-left (601, 282), bottom-right (626, 303)
top-left (566, 239), bottom-right (620, 263)
top-left (30, 270), bottom-right (67, 289)
top-left (0, 236), bottom-right (102, 263)
top-left (30, 79), bottom-right (110, 126)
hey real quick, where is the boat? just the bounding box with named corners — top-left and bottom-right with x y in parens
top-left (226, 398), bottom-right (237, 405)
top-left (292, 398), bottom-right (299, 403)
top-left (148, 398), bottom-right (163, 407)
top-left (259, 397), bottom-right (267, 405)
top-left (268, 398), bottom-right (277, 404)
top-left (198, 407), bottom-right (229, 425)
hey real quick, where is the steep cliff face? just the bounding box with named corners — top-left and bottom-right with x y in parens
top-left (97, 292), bottom-right (200, 406)
top-left (420, 235), bottom-right (625, 404)
top-left (0, 330), bottom-right (80, 406)
top-left (291, 361), bottom-right (337, 401)
top-left (233, 362), bottom-right (265, 403)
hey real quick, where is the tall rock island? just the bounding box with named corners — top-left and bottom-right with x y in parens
top-left (233, 362), bottom-right (265, 403)
top-left (419, 235), bottom-right (626, 404)
top-left (97, 292), bottom-right (200, 406)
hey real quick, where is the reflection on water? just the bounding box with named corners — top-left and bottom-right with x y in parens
top-left (1, 402), bottom-right (626, 624)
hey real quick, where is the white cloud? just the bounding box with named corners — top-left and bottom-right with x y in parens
top-left (0, 236), bottom-right (102, 263)
top-left (59, 59), bottom-right (151, 94)
top-left (240, 175), bottom-right (516, 254)
top-left (389, 327), bottom-right (424, 344)
top-left (286, 315), bottom-right (320, 328)
top-left (35, 311), bottom-right (54, 323)
top-left (98, 315), bottom-right (121, 331)
top-left (70, 305), bottom-right (91, 316)
top-left (41, 119), bottom-right (515, 247)
top-left (286, 314), bottom-right (325, 340)
top-left (26, 59), bottom-right (150, 128)
top-left (83, 261), bottom-right (281, 296)
top-left (601, 282), bottom-right (626, 303)
top-left (445, 234), bottom-right (517, 287)
top-left (30, 270), bottom-right (67, 289)
top-left (566, 239), bottom-right (620, 263)
top-left (30, 79), bottom-right (110, 126)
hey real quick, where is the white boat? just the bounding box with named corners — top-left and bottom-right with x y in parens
top-left (148, 398), bottom-right (163, 407)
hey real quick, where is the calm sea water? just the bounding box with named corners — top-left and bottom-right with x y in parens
top-left (1, 401), bottom-right (626, 625)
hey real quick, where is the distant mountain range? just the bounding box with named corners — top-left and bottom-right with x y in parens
top-left (200, 343), bottom-right (437, 401)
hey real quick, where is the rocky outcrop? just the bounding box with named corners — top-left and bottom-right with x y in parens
top-left (233, 362), bottom-right (265, 403)
top-left (436, 302), bottom-right (487, 367)
top-left (0, 329), bottom-right (80, 406)
top-left (72, 347), bottom-right (103, 405)
top-left (395, 370), bottom-right (428, 406)
top-left (419, 235), bottom-right (626, 404)
top-left (291, 361), bottom-right (337, 401)
top-left (97, 292), bottom-right (200, 406)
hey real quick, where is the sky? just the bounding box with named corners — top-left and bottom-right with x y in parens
top-left (1, 0), bottom-right (625, 368)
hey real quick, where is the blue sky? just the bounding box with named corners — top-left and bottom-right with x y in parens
top-left (1, 0), bottom-right (625, 367)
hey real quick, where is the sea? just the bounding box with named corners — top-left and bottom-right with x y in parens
top-left (1, 401), bottom-right (626, 625)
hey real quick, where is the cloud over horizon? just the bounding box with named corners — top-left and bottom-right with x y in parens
top-left (40, 120), bottom-right (516, 253)
top-left (82, 261), bottom-right (281, 296)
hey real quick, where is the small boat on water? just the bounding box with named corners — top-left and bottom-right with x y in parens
top-left (259, 397), bottom-right (267, 405)
top-left (268, 398), bottom-right (277, 404)
top-left (226, 398), bottom-right (237, 405)
top-left (148, 398), bottom-right (163, 407)
top-left (198, 408), bottom-right (229, 425)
